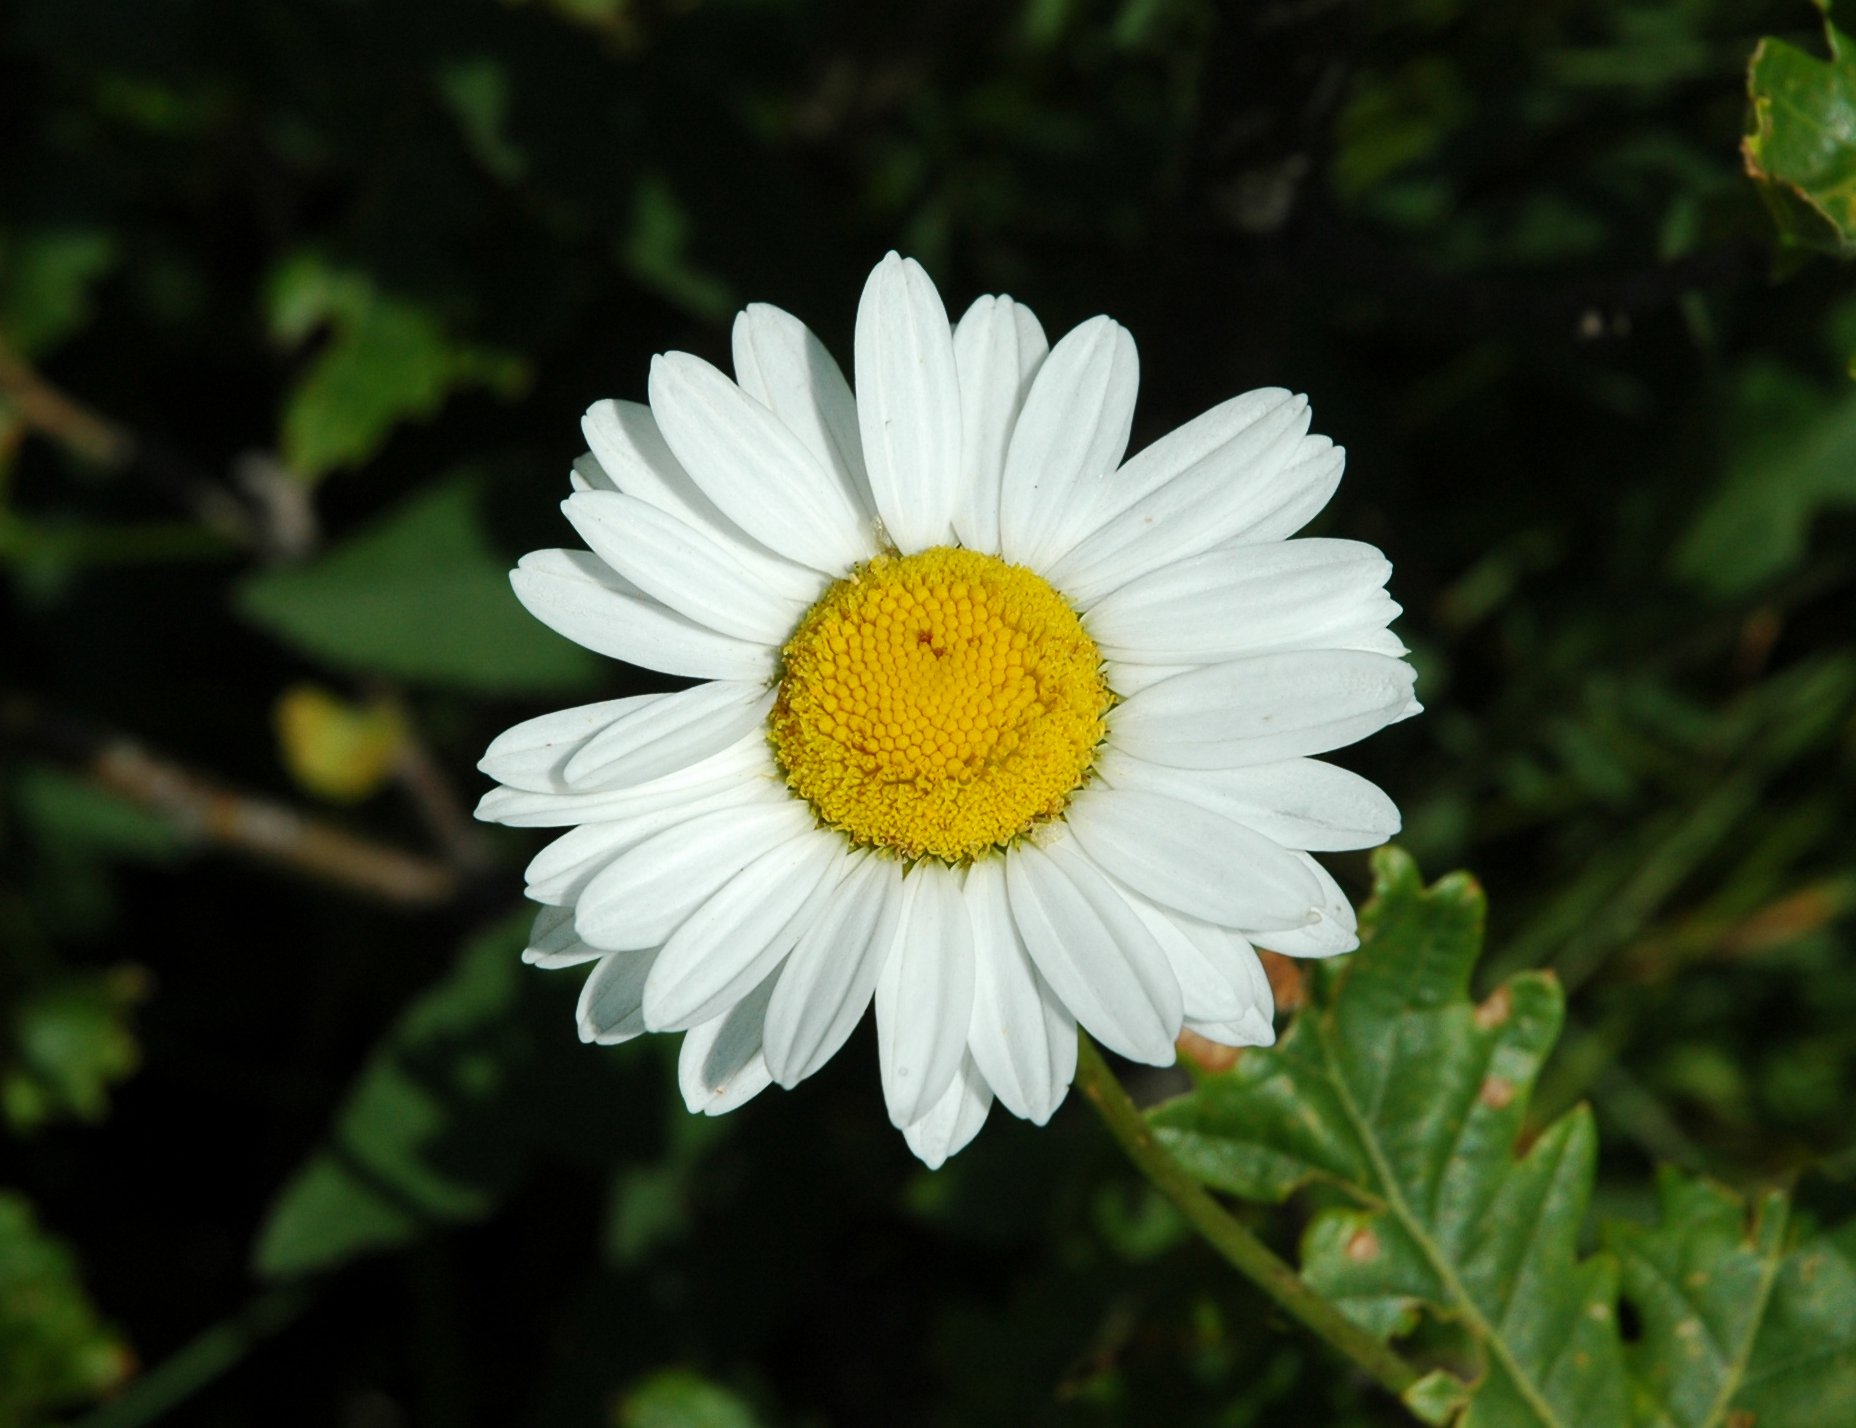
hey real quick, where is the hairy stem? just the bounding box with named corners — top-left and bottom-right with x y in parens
top-left (1074, 1034), bottom-right (1421, 1402)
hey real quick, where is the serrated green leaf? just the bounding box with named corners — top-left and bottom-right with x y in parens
top-left (235, 474), bottom-right (599, 692)
top-left (1607, 1169), bottom-right (1856, 1428)
top-left (267, 252), bottom-right (528, 480)
top-left (251, 912), bottom-right (534, 1278)
top-left (1152, 849), bottom-right (1626, 1425)
top-left (1742, 2), bottom-right (1856, 258)
top-left (0, 1190), bottom-right (131, 1424)
top-left (1148, 851), bottom-right (1856, 1425)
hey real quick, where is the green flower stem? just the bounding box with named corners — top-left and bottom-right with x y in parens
top-left (1074, 1034), bottom-right (1421, 1400)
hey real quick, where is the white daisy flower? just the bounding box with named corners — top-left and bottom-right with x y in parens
top-left (476, 253), bottom-right (1418, 1168)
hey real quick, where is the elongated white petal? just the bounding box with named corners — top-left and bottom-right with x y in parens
top-left (1089, 388), bottom-right (1295, 518)
top-left (648, 352), bottom-right (868, 574)
top-left (1110, 650), bottom-right (1420, 769)
top-left (478, 732), bottom-right (777, 828)
top-left (1254, 853), bottom-right (1359, 957)
top-left (1096, 749), bottom-right (1401, 852)
top-left (576, 948), bottom-right (660, 1044)
top-left (1187, 935), bottom-right (1276, 1045)
top-left (732, 302), bottom-right (875, 520)
top-left (855, 252), bottom-right (962, 551)
top-left (524, 821), bottom-right (651, 906)
top-left (524, 905), bottom-right (603, 969)
top-left (1005, 838), bottom-right (1181, 1065)
top-left (678, 971), bottom-right (779, 1115)
top-left (998, 316), bottom-right (1138, 569)
top-left (642, 829), bottom-right (843, 1031)
top-left (479, 695), bottom-right (658, 795)
top-left (561, 682), bottom-right (772, 791)
top-left (902, 1054), bottom-right (993, 1169)
top-left (1123, 899), bottom-right (1263, 1025)
top-left (575, 799), bottom-right (815, 951)
top-left (570, 452), bottom-right (614, 493)
top-left (512, 549), bottom-right (775, 681)
top-left (763, 855), bottom-right (903, 1087)
top-left (875, 862), bottom-right (977, 1127)
top-left (583, 400), bottom-right (833, 601)
top-left (963, 859), bottom-right (1074, 1125)
top-left (1064, 786), bottom-right (1322, 931)
top-left (951, 295), bottom-right (1048, 552)
top-left (1087, 538), bottom-right (1400, 664)
top-left (1050, 400), bottom-right (1344, 606)
top-left (563, 492), bottom-right (809, 643)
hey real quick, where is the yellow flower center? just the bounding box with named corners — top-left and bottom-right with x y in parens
top-left (770, 547), bottom-right (1109, 862)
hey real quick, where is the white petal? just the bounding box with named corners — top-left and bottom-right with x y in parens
top-left (478, 731), bottom-right (777, 828)
top-left (1049, 398), bottom-right (1344, 606)
top-left (642, 828), bottom-right (844, 1031)
top-left (1063, 785), bottom-right (1323, 931)
top-left (998, 316), bottom-right (1138, 569)
top-left (951, 295), bottom-right (1048, 552)
top-left (1186, 1010), bottom-right (1277, 1048)
top-left (1096, 749), bottom-right (1401, 853)
top-left (854, 252), bottom-right (962, 552)
top-left (583, 400), bottom-right (832, 602)
top-left (479, 696), bottom-right (656, 795)
top-left (574, 799), bottom-right (815, 951)
top-left (511, 549), bottom-right (776, 681)
top-left (902, 1054), bottom-right (993, 1169)
top-left (732, 302), bottom-right (875, 520)
top-left (963, 858), bottom-right (1074, 1125)
top-left (1253, 853), bottom-right (1359, 957)
top-left (1110, 650), bottom-right (1420, 769)
top-left (570, 452), bottom-right (615, 493)
top-left (763, 854), bottom-right (903, 1087)
top-left (875, 862), bottom-right (977, 1127)
top-left (1004, 837), bottom-right (1181, 1065)
top-left (678, 971), bottom-right (779, 1115)
top-left (576, 948), bottom-right (660, 1044)
top-left (523, 905), bottom-right (603, 969)
top-left (562, 682), bottom-right (773, 791)
top-left (1123, 899), bottom-right (1263, 1025)
top-left (648, 352), bottom-right (868, 574)
top-left (524, 823), bottom-right (647, 905)
top-left (563, 491), bottom-right (810, 643)
top-left (1086, 538), bottom-right (1400, 664)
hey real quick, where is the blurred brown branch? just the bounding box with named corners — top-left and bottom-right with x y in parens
top-left (3, 695), bottom-right (460, 907)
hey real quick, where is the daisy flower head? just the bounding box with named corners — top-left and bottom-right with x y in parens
top-left (476, 253), bottom-right (1419, 1167)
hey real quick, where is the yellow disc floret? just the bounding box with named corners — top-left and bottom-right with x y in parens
top-left (770, 546), bottom-right (1109, 862)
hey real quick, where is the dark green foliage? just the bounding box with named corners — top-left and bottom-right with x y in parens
top-left (1154, 851), bottom-right (1856, 1427)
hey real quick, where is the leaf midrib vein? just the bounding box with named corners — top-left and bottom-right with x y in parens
top-left (1317, 1016), bottom-right (1568, 1428)
top-left (1698, 1198), bottom-right (1789, 1428)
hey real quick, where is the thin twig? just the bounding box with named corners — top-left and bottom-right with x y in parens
top-left (1074, 1034), bottom-right (1422, 1402)
top-left (3, 696), bottom-right (459, 907)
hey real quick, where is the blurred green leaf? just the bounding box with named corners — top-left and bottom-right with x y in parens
top-left (0, 1191), bottom-right (131, 1426)
top-left (252, 913), bottom-right (535, 1279)
top-left (616, 1368), bottom-right (765, 1428)
top-left (1674, 359), bottom-right (1856, 594)
top-left (1743, 2), bottom-right (1856, 257)
top-left (2, 967), bottom-right (145, 1134)
top-left (1149, 850), bottom-right (1856, 1426)
top-left (0, 228), bottom-right (117, 358)
top-left (620, 177), bottom-right (734, 322)
top-left (1606, 1170), bottom-right (1856, 1428)
top-left (236, 475), bottom-right (599, 692)
top-left (267, 253), bottom-right (529, 481)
